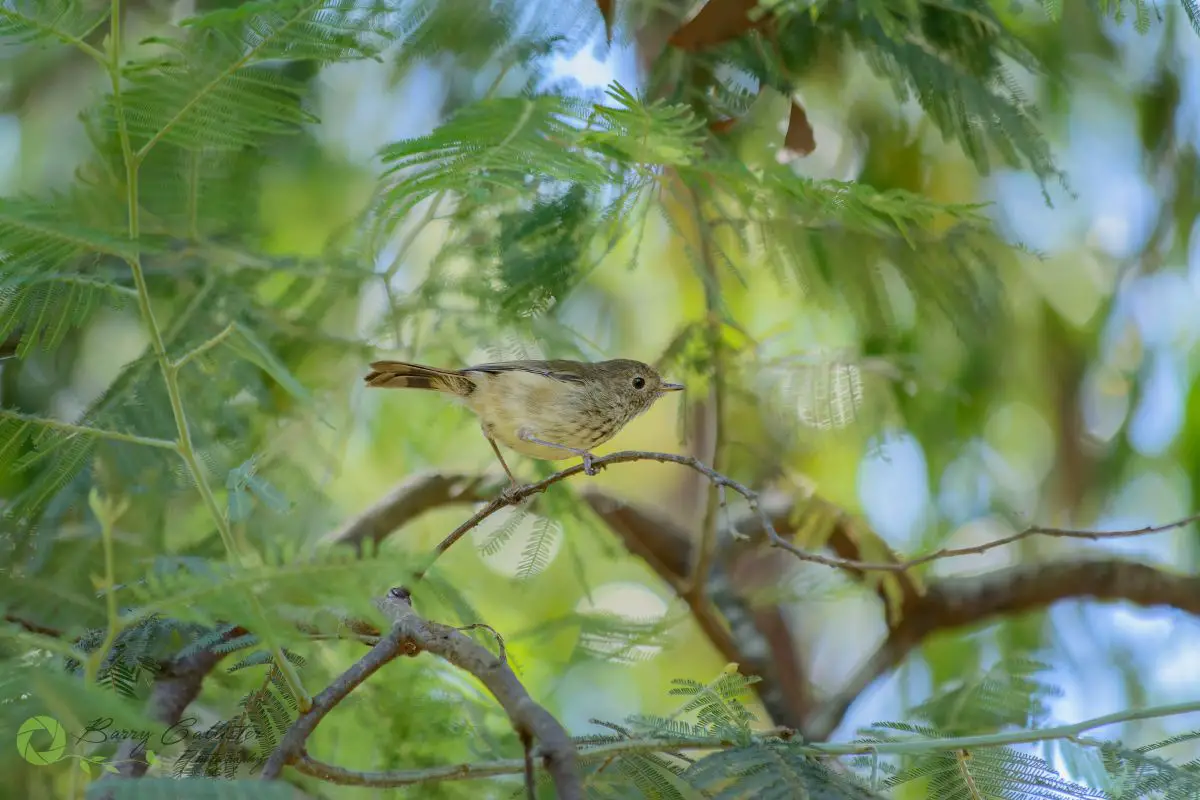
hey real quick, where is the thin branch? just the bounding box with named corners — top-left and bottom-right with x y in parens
top-left (874, 513), bottom-right (1200, 572)
top-left (804, 559), bottom-right (1200, 740)
top-left (264, 589), bottom-right (584, 799)
top-left (736, 493), bottom-right (1200, 574)
top-left (293, 696), bottom-right (1200, 789)
top-left (170, 322), bottom-right (237, 373)
top-left (3, 613), bottom-right (63, 638)
top-left (686, 182), bottom-right (728, 600)
top-left (262, 615), bottom-right (414, 780)
top-left (412, 450), bottom-right (768, 579)
top-left (410, 450), bottom-right (1199, 579)
top-left (0, 409), bottom-right (178, 451)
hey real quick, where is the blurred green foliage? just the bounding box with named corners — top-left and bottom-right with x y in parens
top-left (1, 1), bottom-right (1200, 799)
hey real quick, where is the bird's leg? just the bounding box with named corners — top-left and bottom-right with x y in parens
top-left (482, 430), bottom-right (523, 502)
top-left (517, 430), bottom-right (599, 476)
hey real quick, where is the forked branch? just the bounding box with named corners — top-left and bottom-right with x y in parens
top-left (261, 588), bottom-right (583, 799)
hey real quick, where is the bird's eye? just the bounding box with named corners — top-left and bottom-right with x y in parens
top-left (632, 376), bottom-right (646, 390)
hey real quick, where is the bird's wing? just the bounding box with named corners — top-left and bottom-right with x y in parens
top-left (464, 359), bottom-right (588, 384)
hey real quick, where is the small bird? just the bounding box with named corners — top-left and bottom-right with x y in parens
top-left (363, 358), bottom-right (684, 486)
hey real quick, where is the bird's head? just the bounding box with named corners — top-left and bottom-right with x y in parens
top-left (585, 359), bottom-right (685, 416)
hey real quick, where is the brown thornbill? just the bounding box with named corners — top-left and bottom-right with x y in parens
top-left (363, 358), bottom-right (684, 485)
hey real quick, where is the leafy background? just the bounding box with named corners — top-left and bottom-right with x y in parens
top-left (2, 0), bottom-right (1200, 798)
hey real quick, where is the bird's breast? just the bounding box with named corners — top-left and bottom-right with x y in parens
top-left (463, 371), bottom-right (625, 459)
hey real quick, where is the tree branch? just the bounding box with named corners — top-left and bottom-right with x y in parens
top-left (804, 559), bottom-right (1200, 740)
top-left (313, 459), bottom-right (1200, 746)
top-left (322, 470), bottom-right (505, 553)
top-left (735, 490), bottom-right (1200, 574)
top-left (686, 182), bottom-right (730, 600)
top-left (0, 409), bottom-right (179, 451)
top-left (263, 588), bottom-right (583, 799)
top-left (581, 489), bottom-right (816, 730)
top-left (101, 648), bottom-right (230, 785)
top-left (412, 449), bottom-right (783, 580)
top-left (325, 457), bottom-right (1197, 581)
top-left (283, 696), bottom-right (1200, 789)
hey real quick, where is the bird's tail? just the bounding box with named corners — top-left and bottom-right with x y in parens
top-left (363, 361), bottom-right (475, 396)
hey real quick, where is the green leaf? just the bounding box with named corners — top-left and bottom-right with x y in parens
top-left (582, 82), bottom-right (707, 169)
top-left (222, 326), bottom-right (311, 405)
top-left (100, 0), bottom-right (389, 158)
top-left (225, 457), bottom-right (291, 522)
top-left (379, 94), bottom-right (612, 222)
top-left (0, 1), bottom-right (108, 50)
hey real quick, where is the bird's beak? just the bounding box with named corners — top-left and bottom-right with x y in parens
top-left (660, 382), bottom-right (685, 393)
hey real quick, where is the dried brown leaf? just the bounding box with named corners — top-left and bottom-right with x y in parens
top-left (669, 0), bottom-right (771, 51)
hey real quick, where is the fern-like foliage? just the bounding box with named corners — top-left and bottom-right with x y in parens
top-left (880, 739), bottom-right (1104, 800)
top-left (378, 93), bottom-right (614, 221)
top-left (684, 742), bottom-right (881, 799)
top-left (0, 196), bottom-right (137, 355)
top-left (906, 656), bottom-right (1063, 734)
top-left (583, 672), bottom-right (882, 799)
top-left (0, 0), bottom-right (107, 49)
top-left (858, 657), bottom-right (1097, 800)
top-left (665, 673), bottom-right (761, 743)
top-left (699, 0), bottom-right (1062, 187)
top-left (99, 0), bottom-right (390, 156)
top-left (1094, 732), bottom-right (1200, 799)
top-left (174, 650), bottom-right (305, 778)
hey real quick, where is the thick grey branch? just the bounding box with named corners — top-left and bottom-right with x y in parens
top-left (805, 559), bottom-right (1200, 740)
top-left (263, 590), bottom-right (583, 800)
top-left (261, 620), bottom-right (413, 780)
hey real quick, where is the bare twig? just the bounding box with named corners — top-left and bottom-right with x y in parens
top-left (407, 450), bottom-right (1199, 579)
top-left (413, 450), bottom-right (772, 579)
top-left (263, 589), bottom-right (584, 799)
top-left (728, 490), bottom-right (1200, 574)
top-left (4, 613), bottom-right (64, 638)
top-left (766, 511), bottom-right (1200, 574)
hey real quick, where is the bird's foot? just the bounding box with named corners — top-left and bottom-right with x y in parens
top-left (500, 481), bottom-right (525, 504)
top-left (581, 451), bottom-right (598, 476)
